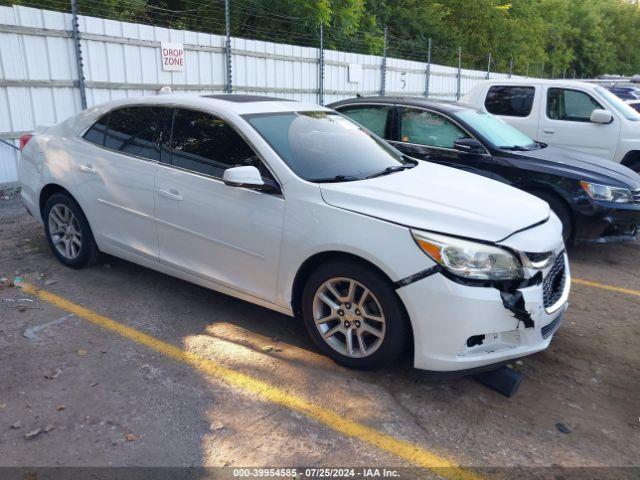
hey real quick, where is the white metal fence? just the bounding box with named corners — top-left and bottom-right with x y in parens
top-left (0, 5), bottom-right (519, 185)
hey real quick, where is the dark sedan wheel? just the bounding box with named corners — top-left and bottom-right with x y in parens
top-left (533, 191), bottom-right (573, 244)
top-left (301, 260), bottom-right (410, 370)
top-left (43, 192), bottom-right (99, 268)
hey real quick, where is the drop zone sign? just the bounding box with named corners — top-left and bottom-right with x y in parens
top-left (161, 43), bottom-right (185, 71)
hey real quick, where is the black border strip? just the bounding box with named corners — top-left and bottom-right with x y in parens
top-left (394, 265), bottom-right (441, 289)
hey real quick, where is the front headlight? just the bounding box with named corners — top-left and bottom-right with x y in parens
top-left (580, 181), bottom-right (633, 203)
top-left (411, 230), bottom-right (523, 281)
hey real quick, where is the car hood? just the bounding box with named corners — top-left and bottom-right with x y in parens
top-left (512, 145), bottom-right (640, 189)
top-left (319, 162), bottom-right (550, 243)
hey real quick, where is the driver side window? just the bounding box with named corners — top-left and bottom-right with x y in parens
top-left (547, 88), bottom-right (602, 122)
top-left (399, 108), bottom-right (467, 149)
top-left (170, 108), bottom-right (272, 179)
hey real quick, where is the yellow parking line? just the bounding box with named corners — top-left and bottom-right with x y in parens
top-left (18, 281), bottom-right (481, 480)
top-left (573, 278), bottom-right (640, 298)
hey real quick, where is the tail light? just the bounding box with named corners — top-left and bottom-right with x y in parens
top-left (19, 133), bottom-right (33, 150)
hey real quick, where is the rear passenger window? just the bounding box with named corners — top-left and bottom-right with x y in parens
top-left (337, 105), bottom-right (392, 138)
top-left (83, 114), bottom-right (109, 146)
top-left (170, 109), bottom-right (268, 179)
top-left (547, 88), bottom-right (602, 122)
top-left (485, 86), bottom-right (535, 117)
top-left (103, 106), bottom-right (171, 161)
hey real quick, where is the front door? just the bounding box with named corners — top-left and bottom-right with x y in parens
top-left (154, 108), bottom-right (284, 303)
top-left (391, 106), bottom-right (499, 180)
top-left (538, 86), bottom-right (620, 159)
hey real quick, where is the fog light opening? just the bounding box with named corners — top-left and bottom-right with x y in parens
top-left (466, 334), bottom-right (486, 348)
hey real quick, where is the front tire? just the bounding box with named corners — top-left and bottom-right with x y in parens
top-left (301, 260), bottom-right (409, 370)
top-left (531, 191), bottom-right (573, 245)
top-left (43, 192), bottom-right (98, 269)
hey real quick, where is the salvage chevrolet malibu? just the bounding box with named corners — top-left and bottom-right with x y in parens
top-left (18, 94), bottom-right (570, 372)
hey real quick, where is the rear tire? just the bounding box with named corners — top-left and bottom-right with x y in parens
top-left (531, 191), bottom-right (573, 245)
top-left (43, 192), bottom-right (99, 269)
top-left (301, 260), bottom-right (409, 370)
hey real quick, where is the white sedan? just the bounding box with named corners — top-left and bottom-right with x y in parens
top-left (18, 94), bottom-right (570, 372)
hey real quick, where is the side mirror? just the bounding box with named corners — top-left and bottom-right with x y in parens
top-left (222, 166), bottom-right (279, 193)
top-left (453, 138), bottom-right (485, 154)
top-left (590, 109), bottom-right (613, 124)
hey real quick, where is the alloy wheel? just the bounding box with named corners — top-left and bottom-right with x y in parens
top-left (48, 204), bottom-right (82, 260)
top-left (312, 277), bottom-right (386, 358)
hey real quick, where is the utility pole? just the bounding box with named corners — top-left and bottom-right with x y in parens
top-left (486, 52), bottom-right (491, 79)
top-left (70, 0), bottom-right (87, 109)
top-left (456, 47), bottom-right (462, 100)
top-left (318, 24), bottom-right (324, 105)
top-left (424, 38), bottom-right (432, 97)
top-left (381, 26), bottom-right (387, 96)
top-left (224, 0), bottom-right (232, 93)
top-left (509, 56), bottom-right (513, 79)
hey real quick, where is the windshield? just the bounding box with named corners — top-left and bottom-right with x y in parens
top-left (245, 111), bottom-right (409, 182)
top-left (455, 110), bottom-right (538, 150)
top-left (595, 86), bottom-right (640, 121)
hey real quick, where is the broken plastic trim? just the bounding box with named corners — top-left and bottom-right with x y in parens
top-left (442, 269), bottom-right (541, 328)
top-left (394, 265), bottom-right (440, 289)
top-left (395, 265), bottom-right (543, 291)
top-left (395, 266), bottom-right (541, 328)
top-left (499, 290), bottom-right (534, 328)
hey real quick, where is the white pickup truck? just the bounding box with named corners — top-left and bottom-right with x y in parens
top-left (465, 79), bottom-right (640, 172)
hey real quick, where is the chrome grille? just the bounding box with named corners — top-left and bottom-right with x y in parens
top-left (543, 253), bottom-right (566, 309)
top-left (633, 188), bottom-right (640, 204)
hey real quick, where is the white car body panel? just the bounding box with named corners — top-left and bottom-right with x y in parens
top-left (154, 163), bottom-right (285, 302)
top-left (71, 139), bottom-right (159, 260)
top-left (19, 93), bottom-right (569, 372)
top-left (319, 161), bottom-right (550, 243)
top-left (465, 79), bottom-right (640, 165)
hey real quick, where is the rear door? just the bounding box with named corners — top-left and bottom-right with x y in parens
top-left (483, 84), bottom-right (540, 139)
top-left (154, 107), bottom-right (284, 303)
top-left (75, 106), bottom-right (172, 260)
top-left (538, 86), bottom-right (620, 159)
top-left (334, 104), bottom-right (395, 140)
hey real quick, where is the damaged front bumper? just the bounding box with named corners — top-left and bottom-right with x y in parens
top-left (396, 252), bottom-right (570, 372)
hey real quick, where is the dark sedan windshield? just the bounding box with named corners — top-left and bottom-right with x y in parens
top-left (455, 110), bottom-right (539, 150)
top-left (245, 111), bottom-right (410, 182)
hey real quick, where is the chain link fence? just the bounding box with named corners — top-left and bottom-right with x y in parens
top-left (0, 0), bottom-right (545, 183)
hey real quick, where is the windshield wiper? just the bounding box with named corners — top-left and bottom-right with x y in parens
top-left (308, 175), bottom-right (361, 183)
top-left (499, 145), bottom-right (532, 152)
top-left (365, 163), bottom-right (415, 179)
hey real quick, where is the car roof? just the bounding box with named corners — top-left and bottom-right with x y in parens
top-left (89, 93), bottom-right (330, 116)
top-left (468, 78), bottom-right (601, 90)
top-left (328, 96), bottom-right (476, 113)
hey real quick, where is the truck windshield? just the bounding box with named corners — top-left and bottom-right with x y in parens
top-left (455, 110), bottom-right (539, 150)
top-left (245, 111), bottom-right (411, 182)
top-left (595, 86), bottom-right (640, 121)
